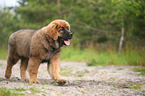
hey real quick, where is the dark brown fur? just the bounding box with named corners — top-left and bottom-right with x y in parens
top-left (5, 20), bottom-right (71, 85)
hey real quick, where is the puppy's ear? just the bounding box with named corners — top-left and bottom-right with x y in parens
top-left (46, 24), bottom-right (59, 40)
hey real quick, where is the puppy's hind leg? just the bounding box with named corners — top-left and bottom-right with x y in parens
top-left (5, 55), bottom-right (19, 79)
top-left (20, 58), bottom-right (29, 81)
top-left (5, 45), bottom-right (20, 79)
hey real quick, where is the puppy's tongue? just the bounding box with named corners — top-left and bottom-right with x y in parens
top-left (64, 40), bottom-right (70, 45)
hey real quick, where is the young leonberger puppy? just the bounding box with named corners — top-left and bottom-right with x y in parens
top-left (5, 20), bottom-right (73, 85)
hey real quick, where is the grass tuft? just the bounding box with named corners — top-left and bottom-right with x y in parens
top-left (132, 84), bottom-right (143, 89)
top-left (13, 88), bottom-right (26, 91)
top-left (0, 46), bottom-right (144, 66)
top-left (116, 68), bottom-right (124, 70)
top-left (60, 46), bottom-right (145, 66)
top-left (0, 87), bottom-right (11, 96)
top-left (29, 86), bottom-right (41, 93)
top-left (0, 87), bottom-right (24, 96)
top-left (132, 68), bottom-right (145, 75)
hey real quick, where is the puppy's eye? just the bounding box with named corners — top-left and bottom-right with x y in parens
top-left (66, 26), bottom-right (69, 30)
top-left (58, 28), bottom-right (63, 33)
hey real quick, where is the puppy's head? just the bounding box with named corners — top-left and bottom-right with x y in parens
top-left (46, 20), bottom-right (73, 45)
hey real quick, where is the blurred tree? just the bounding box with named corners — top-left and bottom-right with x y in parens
top-left (0, 10), bottom-right (19, 48)
top-left (0, 0), bottom-right (144, 50)
top-left (14, 0), bottom-right (60, 28)
top-left (111, 0), bottom-right (145, 53)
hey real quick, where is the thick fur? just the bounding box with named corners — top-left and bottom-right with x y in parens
top-left (5, 20), bottom-right (71, 85)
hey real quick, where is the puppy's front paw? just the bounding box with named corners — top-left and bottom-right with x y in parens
top-left (22, 77), bottom-right (29, 82)
top-left (29, 79), bottom-right (39, 83)
top-left (57, 79), bottom-right (66, 86)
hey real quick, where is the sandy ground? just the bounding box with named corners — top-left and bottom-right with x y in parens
top-left (0, 60), bottom-right (145, 96)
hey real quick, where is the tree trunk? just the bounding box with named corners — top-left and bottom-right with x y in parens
top-left (57, 0), bottom-right (61, 16)
top-left (118, 20), bottom-right (125, 55)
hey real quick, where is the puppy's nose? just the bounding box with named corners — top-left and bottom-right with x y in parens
top-left (69, 32), bottom-right (73, 39)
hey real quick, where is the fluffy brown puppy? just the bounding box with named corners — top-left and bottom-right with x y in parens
top-left (5, 20), bottom-right (73, 85)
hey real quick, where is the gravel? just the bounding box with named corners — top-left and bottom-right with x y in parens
top-left (0, 60), bottom-right (145, 96)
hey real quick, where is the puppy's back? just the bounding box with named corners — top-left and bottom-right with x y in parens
top-left (9, 29), bottom-right (37, 58)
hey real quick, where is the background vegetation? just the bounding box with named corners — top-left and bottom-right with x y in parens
top-left (0, 0), bottom-right (144, 66)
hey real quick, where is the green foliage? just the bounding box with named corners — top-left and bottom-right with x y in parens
top-left (0, 87), bottom-right (24, 96)
top-left (0, 87), bottom-right (11, 96)
top-left (116, 68), bottom-right (124, 70)
top-left (0, 46), bottom-right (144, 66)
top-left (0, 48), bottom-right (8, 60)
top-left (87, 59), bottom-right (106, 66)
top-left (0, 0), bottom-right (144, 67)
top-left (132, 84), bottom-right (143, 89)
top-left (60, 46), bottom-right (98, 62)
top-left (111, 0), bottom-right (145, 39)
top-left (132, 68), bottom-right (145, 75)
top-left (60, 46), bottom-right (144, 66)
top-left (13, 88), bottom-right (26, 91)
top-left (0, 11), bottom-right (19, 48)
top-left (29, 86), bottom-right (41, 93)
top-left (0, 0), bottom-right (144, 48)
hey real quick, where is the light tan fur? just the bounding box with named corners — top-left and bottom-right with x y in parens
top-left (5, 20), bottom-right (70, 85)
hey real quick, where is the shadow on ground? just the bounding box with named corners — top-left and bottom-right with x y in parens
top-left (0, 77), bottom-right (103, 87)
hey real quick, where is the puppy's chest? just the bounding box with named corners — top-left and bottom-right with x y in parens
top-left (42, 47), bottom-right (61, 62)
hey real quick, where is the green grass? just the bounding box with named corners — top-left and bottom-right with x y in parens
top-left (0, 87), bottom-right (12, 96)
top-left (29, 86), bottom-right (41, 93)
top-left (0, 46), bottom-right (144, 66)
top-left (13, 88), bottom-right (26, 91)
top-left (0, 87), bottom-right (45, 96)
top-left (0, 48), bottom-right (8, 60)
top-left (132, 84), bottom-right (143, 89)
top-left (107, 82), bottom-right (143, 89)
top-left (132, 68), bottom-right (145, 75)
top-left (60, 47), bottom-right (97, 62)
top-left (0, 87), bottom-right (24, 96)
top-left (116, 68), bottom-right (124, 70)
top-left (60, 46), bottom-right (145, 66)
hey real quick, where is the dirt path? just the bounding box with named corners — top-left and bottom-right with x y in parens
top-left (0, 60), bottom-right (145, 96)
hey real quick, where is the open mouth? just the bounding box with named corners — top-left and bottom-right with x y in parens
top-left (58, 37), bottom-right (71, 46)
top-left (63, 39), bottom-right (70, 45)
